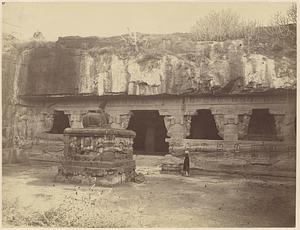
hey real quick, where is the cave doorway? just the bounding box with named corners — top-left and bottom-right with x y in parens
top-left (127, 110), bottom-right (169, 155)
top-left (49, 111), bottom-right (70, 134)
top-left (247, 109), bottom-right (277, 141)
top-left (187, 109), bottom-right (222, 140)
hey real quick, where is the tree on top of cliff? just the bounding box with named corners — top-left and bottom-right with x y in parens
top-left (263, 3), bottom-right (296, 42)
top-left (191, 9), bottom-right (254, 41)
top-left (31, 30), bottom-right (45, 41)
top-left (287, 3), bottom-right (297, 24)
top-left (191, 4), bottom-right (296, 43)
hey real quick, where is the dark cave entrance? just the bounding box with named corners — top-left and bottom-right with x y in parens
top-left (49, 111), bottom-right (70, 134)
top-left (187, 109), bottom-right (222, 140)
top-left (247, 109), bottom-right (277, 141)
top-left (127, 110), bottom-right (169, 155)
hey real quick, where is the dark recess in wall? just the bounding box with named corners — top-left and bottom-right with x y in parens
top-left (49, 111), bottom-right (70, 134)
top-left (127, 110), bottom-right (169, 155)
top-left (247, 109), bottom-right (277, 141)
top-left (187, 109), bottom-right (222, 140)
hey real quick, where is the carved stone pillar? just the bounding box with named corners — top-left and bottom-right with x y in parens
top-left (273, 114), bottom-right (285, 141)
top-left (238, 114), bottom-right (251, 140)
top-left (164, 115), bottom-right (185, 155)
top-left (269, 109), bottom-right (294, 142)
top-left (30, 111), bottom-right (52, 137)
top-left (164, 115), bottom-right (176, 137)
top-left (109, 114), bottom-right (121, 129)
top-left (15, 112), bottom-right (28, 139)
top-left (223, 114), bottom-right (239, 141)
top-left (108, 113), bottom-right (132, 129)
top-left (120, 113), bottom-right (132, 129)
top-left (68, 112), bottom-right (83, 128)
top-left (12, 107), bottom-right (36, 149)
top-left (183, 115), bottom-right (192, 138)
top-left (213, 114), bottom-right (224, 139)
top-left (283, 114), bottom-right (296, 142)
top-left (43, 113), bottom-right (54, 131)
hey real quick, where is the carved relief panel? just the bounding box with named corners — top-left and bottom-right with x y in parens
top-left (183, 115), bottom-right (192, 138)
top-left (120, 113), bottom-right (132, 129)
top-left (213, 114), bottom-right (224, 138)
top-left (273, 114), bottom-right (285, 141)
top-left (238, 114), bottom-right (251, 140)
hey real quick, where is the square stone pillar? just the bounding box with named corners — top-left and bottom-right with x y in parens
top-left (269, 109), bottom-right (295, 142)
top-left (66, 111), bottom-right (84, 129)
top-left (213, 114), bottom-right (224, 139)
top-left (109, 114), bottom-right (121, 129)
top-left (108, 113), bottom-right (132, 129)
top-left (282, 114), bottom-right (296, 142)
top-left (273, 114), bottom-right (285, 141)
top-left (164, 115), bottom-right (186, 155)
top-left (223, 114), bottom-right (239, 141)
top-left (238, 114), bottom-right (251, 140)
top-left (183, 115), bottom-right (192, 138)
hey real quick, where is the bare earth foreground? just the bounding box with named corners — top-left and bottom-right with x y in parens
top-left (2, 155), bottom-right (295, 228)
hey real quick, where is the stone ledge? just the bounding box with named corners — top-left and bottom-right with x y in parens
top-left (64, 128), bottom-right (136, 137)
top-left (61, 163), bottom-right (136, 177)
top-left (62, 159), bottom-right (136, 168)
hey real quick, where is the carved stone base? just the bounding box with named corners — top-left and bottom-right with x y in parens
top-left (55, 162), bottom-right (136, 186)
top-left (60, 128), bottom-right (136, 186)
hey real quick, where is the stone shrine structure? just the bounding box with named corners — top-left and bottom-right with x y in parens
top-left (2, 32), bottom-right (296, 177)
top-left (56, 110), bottom-right (136, 186)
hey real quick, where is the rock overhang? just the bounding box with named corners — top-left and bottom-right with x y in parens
top-left (3, 32), bottom-right (297, 99)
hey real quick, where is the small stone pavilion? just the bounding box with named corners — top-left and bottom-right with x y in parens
top-left (56, 110), bottom-right (137, 186)
top-left (3, 33), bottom-right (296, 177)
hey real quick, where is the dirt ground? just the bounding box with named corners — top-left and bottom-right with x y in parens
top-left (2, 155), bottom-right (296, 228)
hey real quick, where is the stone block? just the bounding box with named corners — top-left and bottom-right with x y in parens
top-left (223, 133), bottom-right (238, 141)
top-left (101, 151), bottom-right (115, 161)
top-left (59, 127), bottom-right (136, 186)
top-left (96, 173), bottom-right (124, 186)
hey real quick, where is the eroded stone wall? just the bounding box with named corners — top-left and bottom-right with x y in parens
top-left (4, 35), bottom-right (296, 99)
top-left (3, 34), bottom-right (296, 148)
top-left (5, 93), bottom-right (295, 179)
top-left (12, 93), bottom-right (295, 147)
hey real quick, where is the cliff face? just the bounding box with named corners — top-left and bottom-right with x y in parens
top-left (4, 33), bottom-right (297, 98)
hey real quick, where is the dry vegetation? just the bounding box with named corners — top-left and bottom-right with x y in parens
top-left (3, 189), bottom-right (145, 227)
top-left (191, 4), bottom-right (296, 44)
top-left (191, 9), bottom-right (258, 42)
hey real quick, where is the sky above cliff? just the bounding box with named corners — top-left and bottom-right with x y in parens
top-left (2, 1), bottom-right (295, 41)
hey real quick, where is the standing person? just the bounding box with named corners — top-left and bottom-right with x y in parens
top-left (182, 150), bottom-right (190, 176)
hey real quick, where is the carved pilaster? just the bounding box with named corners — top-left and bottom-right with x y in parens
top-left (283, 114), bottom-right (296, 142)
top-left (269, 110), bottom-right (295, 142)
top-left (273, 114), bottom-right (285, 141)
top-left (183, 115), bottom-right (192, 138)
top-left (67, 113), bottom-right (83, 128)
top-left (164, 115), bottom-right (185, 155)
top-left (120, 113), bottom-right (132, 129)
top-left (109, 114), bottom-right (121, 129)
top-left (12, 107), bottom-right (36, 148)
top-left (223, 114), bottom-right (238, 141)
top-left (164, 115), bottom-right (185, 138)
top-left (238, 114), bottom-right (251, 140)
top-left (15, 112), bottom-right (28, 139)
top-left (163, 115), bottom-right (176, 137)
top-left (108, 113), bottom-right (132, 129)
top-left (213, 114), bottom-right (224, 138)
top-left (42, 112), bottom-right (54, 132)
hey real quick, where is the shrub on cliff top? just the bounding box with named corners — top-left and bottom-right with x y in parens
top-left (191, 4), bottom-right (296, 44)
top-left (191, 9), bottom-right (253, 41)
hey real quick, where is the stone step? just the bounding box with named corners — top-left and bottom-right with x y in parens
top-left (62, 159), bottom-right (136, 168)
top-left (62, 163), bottom-right (136, 177)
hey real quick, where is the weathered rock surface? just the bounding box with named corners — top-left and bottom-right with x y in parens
top-left (3, 33), bottom-right (296, 100)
